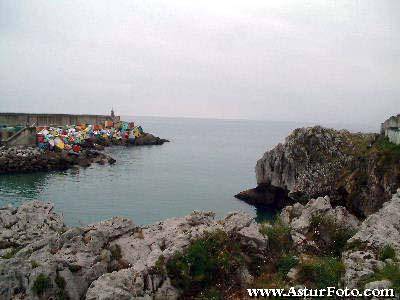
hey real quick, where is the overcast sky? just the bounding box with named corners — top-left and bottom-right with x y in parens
top-left (1, 1), bottom-right (399, 124)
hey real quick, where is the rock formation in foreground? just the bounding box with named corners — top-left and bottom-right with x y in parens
top-left (236, 126), bottom-right (400, 217)
top-left (0, 202), bottom-right (266, 300)
top-left (1, 190), bottom-right (400, 299)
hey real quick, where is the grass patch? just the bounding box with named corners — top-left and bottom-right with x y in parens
top-left (166, 230), bottom-right (244, 298)
top-left (373, 136), bottom-right (400, 166)
top-left (31, 260), bottom-right (40, 269)
top-left (310, 214), bottom-right (356, 257)
top-left (345, 239), bottom-right (368, 252)
top-left (379, 245), bottom-right (397, 261)
top-left (1, 247), bottom-right (20, 259)
top-left (364, 263), bottom-right (400, 293)
top-left (31, 274), bottom-right (52, 296)
top-left (152, 255), bottom-right (166, 275)
top-left (109, 244), bottom-right (122, 261)
top-left (276, 254), bottom-right (299, 278)
top-left (259, 217), bottom-right (292, 253)
top-left (299, 256), bottom-right (344, 288)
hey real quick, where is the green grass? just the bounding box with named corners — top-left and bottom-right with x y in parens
top-left (109, 244), bottom-right (122, 261)
top-left (166, 230), bottom-right (244, 297)
top-left (1, 247), bottom-right (20, 259)
top-left (32, 274), bottom-right (52, 296)
top-left (379, 245), bottom-right (397, 261)
top-left (259, 217), bottom-right (292, 253)
top-left (31, 260), bottom-right (40, 269)
top-left (299, 257), bottom-right (345, 288)
top-left (364, 263), bottom-right (400, 293)
top-left (276, 254), bottom-right (299, 278)
top-left (373, 136), bottom-right (400, 166)
top-left (310, 214), bottom-right (356, 257)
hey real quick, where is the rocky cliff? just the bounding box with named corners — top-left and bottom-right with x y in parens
top-left (237, 126), bottom-right (400, 217)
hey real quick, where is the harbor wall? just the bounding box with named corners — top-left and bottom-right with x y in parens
top-left (0, 113), bottom-right (120, 127)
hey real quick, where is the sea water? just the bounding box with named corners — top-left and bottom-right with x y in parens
top-left (0, 117), bottom-right (377, 226)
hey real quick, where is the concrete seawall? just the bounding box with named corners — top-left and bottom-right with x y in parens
top-left (0, 112), bottom-right (120, 127)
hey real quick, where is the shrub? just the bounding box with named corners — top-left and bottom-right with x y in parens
top-left (68, 264), bottom-right (81, 273)
top-left (310, 214), bottom-right (356, 257)
top-left (299, 257), bottom-right (344, 288)
top-left (277, 255), bottom-right (299, 278)
top-left (31, 260), bottom-right (40, 269)
top-left (166, 230), bottom-right (244, 297)
top-left (1, 247), bottom-right (20, 259)
top-left (365, 263), bottom-right (400, 293)
top-left (259, 217), bottom-right (292, 253)
top-left (379, 245), bottom-right (396, 261)
top-left (32, 274), bottom-right (52, 296)
top-left (152, 255), bottom-right (166, 275)
top-left (109, 244), bottom-right (122, 261)
top-left (55, 274), bottom-right (66, 289)
top-left (55, 274), bottom-right (69, 300)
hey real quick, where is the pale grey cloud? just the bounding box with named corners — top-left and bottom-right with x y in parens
top-left (0, 0), bottom-right (399, 124)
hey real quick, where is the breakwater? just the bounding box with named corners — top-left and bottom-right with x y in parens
top-left (0, 146), bottom-right (116, 174)
top-left (0, 112), bottom-right (120, 127)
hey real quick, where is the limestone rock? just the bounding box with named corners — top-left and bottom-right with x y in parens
top-left (343, 190), bottom-right (400, 289)
top-left (0, 202), bottom-right (266, 300)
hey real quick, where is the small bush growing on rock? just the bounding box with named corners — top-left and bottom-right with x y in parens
top-left (298, 257), bottom-right (344, 288)
top-left (68, 264), bottom-right (81, 273)
top-left (109, 244), bottom-right (122, 261)
top-left (1, 247), bottom-right (20, 259)
top-left (30, 260), bottom-right (40, 269)
top-left (152, 255), bottom-right (166, 275)
top-left (32, 274), bottom-right (52, 296)
top-left (260, 217), bottom-right (292, 253)
top-left (166, 230), bottom-right (244, 298)
top-left (310, 214), bottom-right (356, 257)
top-left (365, 263), bottom-right (400, 293)
top-left (55, 274), bottom-right (69, 300)
top-left (277, 255), bottom-right (299, 278)
top-left (379, 245), bottom-right (397, 261)
top-left (345, 239), bottom-right (368, 252)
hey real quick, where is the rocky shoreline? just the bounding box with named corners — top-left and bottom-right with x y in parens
top-left (1, 190), bottom-right (400, 299)
top-left (0, 132), bottom-right (169, 174)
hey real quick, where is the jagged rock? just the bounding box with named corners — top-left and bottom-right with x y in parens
top-left (364, 280), bottom-right (392, 290)
top-left (343, 189), bottom-right (400, 289)
top-left (280, 196), bottom-right (359, 253)
top-left (0, 202), bottom-right (267, 300)
top-left (238, 126), bottom-right (400, 217)
top-left (0, 146), bottom-right (116, 174)
top-left (134, 133), bottom-right (169, 146)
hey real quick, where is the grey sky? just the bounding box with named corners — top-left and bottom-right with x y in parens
top-left (1, 0), bottom-right (399, 124)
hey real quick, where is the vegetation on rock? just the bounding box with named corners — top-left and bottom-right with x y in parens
top-left (379, 245), bottom-right (397, 261)
top-left (298, 256), bottom-right (344, 289)
top-left (32, 274), bottom-right (52, 296)
top-left (166, 230), bottom-right (245, 298)
top-left (309, 214), bottom-right (356, 256)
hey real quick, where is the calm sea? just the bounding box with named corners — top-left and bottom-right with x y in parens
top-left (0, 117), bottom-right (378, 226)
